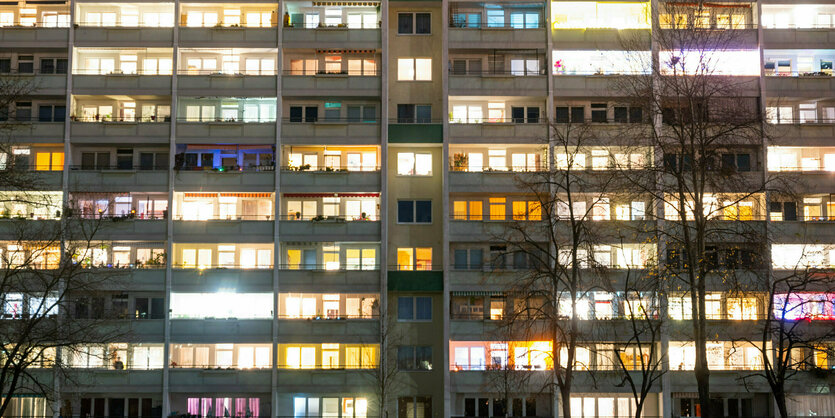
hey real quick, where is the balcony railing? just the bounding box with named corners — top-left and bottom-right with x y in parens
top-left (765, 71), bottom-right (834, 77)
top-left (178, 69), bottom-right (278, 76)
top-left (282, 70), bottom-right (380, 76)
top-left (175, 117), bottom-right (275, 123)
top-left (282, 117), bottom-right (380, 124)
top-left (173, 264), bottom-right (273, 269)
top-left (449, 118), bottom-right (545, 124)
top-left (389, 117), bottom-right (443, 124)
top-left (449, 165), bottom-right (546, 172)
top-left (280, 165), bottom-right (380, 172)
top-left (766, 118), bottom-right (835, 125)
top-left (174, 214), bottom-right (274, 221)
top-left (72, 69), bottom-right (173, 76)
top-left (0, 21), bottom-right (70, 28)
top-left (70, 165), bottom-right (167, 170)
top-left (449, 68), bottom-right (546, 76)
top-left (278, 264), bottom-right (379, 271)
top-left (70, 116), bottom-right (170, 122)
top-left (278, 214), bottom-right (380, 221)
top-left (175, 165), bottom-right (275, 172)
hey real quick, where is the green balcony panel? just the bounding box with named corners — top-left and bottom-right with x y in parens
top-left (387, 270), bottom-right (443, 292)
top-left (388, 124), bottom-right (443, 143)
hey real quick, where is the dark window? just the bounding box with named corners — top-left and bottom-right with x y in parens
top-left (17, 56), bottom-right (33, 73)
top-left (570, 106), bottom-right (584, 123)
top-left (416, 105), bottom-right (431, 123)
top-left (555, 106), bottom-right (569, 123)
top-left (289, 106), bottom-right (302, 122)
top-left (347, 106), bottom-right (361, 122)
top-left (38, 105), bottom-right (53, 122)
top-left (591, 103), bottom-right (607, 122)
top-left (513, 251), bottom-right (528, 269)
top-left (629, 106), bottom-right (643, 123)
top-left (150, 298), bottom-right (164, 319)
top-left (135, 298), bottom-right (149, 319)
top-left (304, 106), bottom-right (318, 122)
top-left (415, 200), bottom-right (431, 223)
top-left (525, 397), bottom-right (536, 416)
top-left (526, 107), bottom-right (540, 123)
top-left (40, 58), bottom-right (55, 74)
top-left (397, 297), bottom-right (414, 320)
top-left (415, 13), bottom-right (431, 33)
top-left (454, 250), bottom-right (468, 269)
top-left (397, 13), bottom-right (413, 34)
top-left (116, 151), bottom-right (133, 169)
top-left (737, 154), bottom-right (751, 172)
top-left (15, 102), bottom-right (31, 121)
top-left (398, 397), bottom-right (431, 418)
top-left (57, 59), bottom-right (68, 74)
top-left (0, 59), bottom-right (10, 73)
top-left (511, 107), bottom-right (524, 123)
top-left (493, 399), bottom-right (507, 417)
top-left (397, 104), bottom-right (415, 123)
top-left (397, 346), bottom-right (432, 370)
top-left (139, 153), bottom-right (155, 170)
top-left (614, 106), bottom-right (628, 123)
top-left (399, 13), bottom-right (430, 34)
top-left (398, 200), bottom-right (431, 223)
top-left (397, 200), bottom-right (414, 223)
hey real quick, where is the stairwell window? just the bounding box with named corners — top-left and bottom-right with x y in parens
top-left (397, 153), bottom-right (432, 176)
top-left (398, 12), bottom-right (431, 34)
top-left (397, 58), bottom-right (432, 81)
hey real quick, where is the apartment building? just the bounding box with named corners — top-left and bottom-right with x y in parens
top-left (1, 0), bottom-right (835, 417)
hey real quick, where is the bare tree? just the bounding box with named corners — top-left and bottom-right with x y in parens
top-left (608, 268), bottom-right (665, 418)
top-left (495, 118), bottom-right (626, 417)
top-left (363, 312), bottom-right (404, 418)
top-left (0, 74), bottom-right (126, 417)
top-left (733, 243), bottom-right (835, 418)
top-left (612, 2), bottom-right (779, 415)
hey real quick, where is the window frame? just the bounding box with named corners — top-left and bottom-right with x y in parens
top-left (397, 12), bottom-right (431, 35)
top-left (397, 199), bottom-right (432, 224)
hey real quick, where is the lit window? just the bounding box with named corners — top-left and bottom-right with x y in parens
top-left (397, 247), bottom-right (432, 271)
top-left (397, 152), bottom-right (432, 176)
top-left (35, 152), bottom-right (63, 171)
top-left (397, 58), bottom-right (432, 81)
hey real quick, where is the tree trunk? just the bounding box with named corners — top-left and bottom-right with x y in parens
top-left (773, 386), bottom-right (789, 418)
top-left (694, 362), bottom-right (712, 418)
top-left (560, 386), bottom-right (572, 418)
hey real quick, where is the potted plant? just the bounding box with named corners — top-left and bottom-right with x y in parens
top-left (452, 153), bottom-right (468, 171)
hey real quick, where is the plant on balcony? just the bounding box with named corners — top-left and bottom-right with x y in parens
top-left (452, 153), bottom-right (468, 171)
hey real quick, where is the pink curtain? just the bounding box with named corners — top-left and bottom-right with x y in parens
top-left (248, 398), bottom-right (260, 417)
top-left (187, 399), bottom-right (200, 416)
top-left (235, 399), bottom-right (246, 417)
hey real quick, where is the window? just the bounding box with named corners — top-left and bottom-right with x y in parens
top-left (397, 153), bottom-right (432, 176)
top-left (35, 152), bottom-right (63, 171)
top-left (452, 200), bottom-right (483, 220)
top-left (397, 248), bottom-right (432, 271)
top-left (397, 346), bottom-right (432, 370)
top-left (289, 106), bottom-right (318, 123)
top-left (397, 104), bottom-right (432, 123)
top-left (346, 105), bottom-right (376, 122)
top-left (398, 200), bottom-right (432, 223)
top-left (453, 248), bottom-right (484, 270)
top-left (38, 105), bottom-right (65, 122)
top-left (294, 397), bottom-right (368, 418)
top-left (40, 58), bottom-right (68, 74)
top-left (397, 58), bottom-right (432, 81)
top-left (398, 397), bottom-right (431, 418)
top-left (398, 12), bottom-right (430, 34)
top-left (398, 297), bottom-right (432, 321)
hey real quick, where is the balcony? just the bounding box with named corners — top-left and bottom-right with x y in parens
top-left (278, 219), bottom-right (380, 242)
top-left (448, 122), bottom-right (547, 144)
top-left (173, 220), bottom-right (275, 243)
top-left (178, 27), bottom-right (278, 47)
top-left (0, 27), bottom-right (67, 48)
top-left (552, 74), bottom-right (638, 97)
top-left (71, 74), bottom-right (171, 95)
top-left (281, 122), bottom-right (380, 145)
top-left (278, 269), bottom-right (380, 293)
top-left (448, 73), bottom-right (546, 97)
top-left (281, 28), bottom-right (380, 49)
top-left (7, 122), bottom-right (64, 143)
top-left (177, 74), bottom-right (277, 96)
top-left (762, 28), bottom-right (835, 49)
top-left (448, 28), bottom-right (546, 49)
top-left (75, 218), bottom-right (167, 241)
top-left (277, 369), bottom-right (372, 389)
top-left (169, 368), bottom-right (270, 391)
top-left (765, 75), bottom-right (835, 98)
top-left (171, 268), bottom-right (273, 293)
top-left (767, 122), bottom-right (835, 147)
top-left (174, 169), bottom-right (274, 191)
top-left (69, 168), bottom-right (168, 192)
top-left (170, 319), bottom-right (272, 342)
top-left (280, 170), bottom-right (380, 193)
top-left (7, 73), bottom-right (67, 95)
top-left (448, 170), bottom-right (540, 193)
top-left (63, 369), bottom-right (163, 392)
top-left (276, 319), bottom-right (379, 342)
top-left (74, 27), bottom-right (174, 47)
top-left (175, 121), bottom-right (276, 143)
top-left (70, 121), bottom-right (170, 144)
top-left (281, 74), bottom-right (380, 97)
top-left (551, 28), bottom-right (650, 49)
